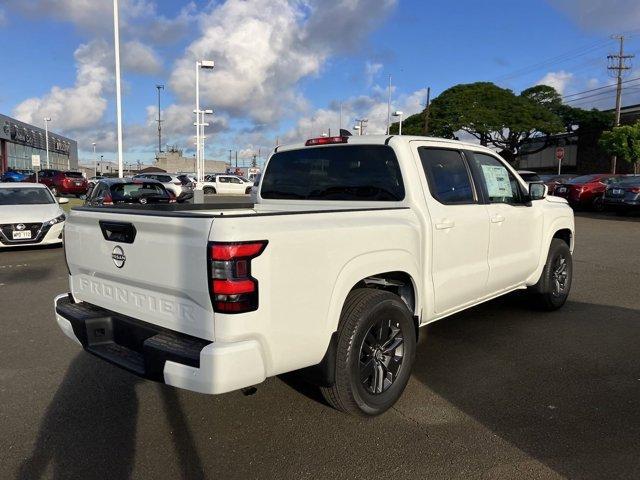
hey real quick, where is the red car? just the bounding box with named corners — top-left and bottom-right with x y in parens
top-left (553, 174), bottom-right (624, 210)
top-left (38, 170), bottom-right (89, 197)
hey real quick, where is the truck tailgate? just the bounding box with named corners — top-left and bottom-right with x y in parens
top-left (64, 209), bottom-right (216, 341)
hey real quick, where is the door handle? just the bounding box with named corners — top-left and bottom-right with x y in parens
top-left (491, 214), bottom-right (505, 223)
top-left (435, 220), bottom-right (455, 230)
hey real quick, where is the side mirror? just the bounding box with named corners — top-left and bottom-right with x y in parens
top-left (58, 197), bottom-right (70, 204)
top-left (529, 182), bottom-right (547, 201)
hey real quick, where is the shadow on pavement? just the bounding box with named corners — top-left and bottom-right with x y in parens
top-left (412, 295), bottom-right (640, 479)
top-left (158, 386), bottom-right (206, 480)
top-left (17, 353), bottom-right (140, 480)
top-left (17, 354), bottom-right (208, 480)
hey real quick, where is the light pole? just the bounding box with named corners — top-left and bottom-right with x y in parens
top-left (393, 111), bottom-right (404, 135)
top-left (156, 84), bottom-right (164, 153)
top-left (44, 117), bottom-right (51, 168)
top-left (100, 155), bottom-right (104, 175)
top-left (113, 0), bottom-right (124, 178)
top-left (200, 109), bottom-right (213, 177)
top-left (92, 142), bottom-right (97, 176)
top-left (195, 59), bottom-right (214, 182)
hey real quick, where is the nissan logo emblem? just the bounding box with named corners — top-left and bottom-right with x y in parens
top-left (16, 224), bottom-right (26, 231)
top-left (112, 246), bottom-right (126, 268)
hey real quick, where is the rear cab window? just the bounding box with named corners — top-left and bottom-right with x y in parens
top-left (418, 148), bottom-right (476, 204)
top-left (261, 145), bottom-right (405, 201)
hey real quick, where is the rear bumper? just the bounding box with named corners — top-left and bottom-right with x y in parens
top-left (54, 294), bottom-right (266, 394)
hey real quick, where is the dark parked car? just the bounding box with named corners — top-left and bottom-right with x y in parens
top-left (85, 177), bottom-right (176, 206)
top-left (1, 169), bottom-right (35, 183)
top-left (603, 175), bottom-right (640, 213)
top-left (38, 170), bottom-right (89, 197)
top-left (553, 174), bottom-right (624, 210)
top-left (539, 174), bottom-right (577, 195)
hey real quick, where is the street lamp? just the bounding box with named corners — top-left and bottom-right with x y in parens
top-left (393, 111), bottom-right (404, 135)
top-left (200, 109), bottom-right (213, 177)
top-left (92, 142), bottom-right (97, 176)
top-left (113, 0), bottom-right (124, 178)
top-left (43, 117), bottom-right (51, 168)
top-left (195, 59), bottom-right (215, 182)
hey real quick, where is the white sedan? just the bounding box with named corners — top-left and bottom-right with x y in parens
top-left (0, 183), bottom-right (68, 248)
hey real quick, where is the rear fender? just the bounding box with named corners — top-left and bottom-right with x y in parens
top-left (325, 250), bottom-right (421, 335)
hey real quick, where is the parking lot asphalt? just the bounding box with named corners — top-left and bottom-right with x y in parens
top-left (1, 207), bottom-right (639, 480)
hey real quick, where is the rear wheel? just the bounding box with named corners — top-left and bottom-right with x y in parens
top-left (320, 288), bottom-right (416, 416)
top-left (592, 195), bottom-right (604, 212)
top-left (203, 187), bottom-right (216, 195)
top-left (529, 238), bottom-right (572, 310)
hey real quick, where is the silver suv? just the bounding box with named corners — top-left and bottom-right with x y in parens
top-left (133, 173), bottom-right (194, 202)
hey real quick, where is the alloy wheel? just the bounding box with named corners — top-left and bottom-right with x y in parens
top-left (359, 318), bottom-right (405, 395)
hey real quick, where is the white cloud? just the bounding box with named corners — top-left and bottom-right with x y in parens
top-left (122, 40), bottom-right (162, 75)
top-left (169, 0), bottom-right (397, 125)
top-left (13, 40), bottom-right (112, 132)
top-left (0, 8), bottom-right (7, 26)
top-left (548, 0), bottom-right (640, 32)
top-left (280, 87), bottom-right (429, 144)
top-left (365, 62), bottom-right (383, 85)
top-left (537, 70), bottom-right (574, 94)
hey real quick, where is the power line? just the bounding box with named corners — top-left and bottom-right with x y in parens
top-left (493, 40), bottom-right (613, 82)
top-left (562, 75), bottom-right (640, 99)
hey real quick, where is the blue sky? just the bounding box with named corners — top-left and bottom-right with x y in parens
top-left (1, 0), bottom-right (639, 167)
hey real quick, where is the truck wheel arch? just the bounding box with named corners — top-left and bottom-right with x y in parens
top-left (527, 220), bottom-right (574, 286)
top-left (325, 250), bottom-right (421, 337)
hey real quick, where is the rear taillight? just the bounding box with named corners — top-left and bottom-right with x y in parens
top-left (208, 241), bottom-right (267, 313)
top-left (629, 187), bottom-right (640, 193)
top-left (167, 190), bottom-right (177, 203)
top-left (103, 193), bottom-right (114, 205)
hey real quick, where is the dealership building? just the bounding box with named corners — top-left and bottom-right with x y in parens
top-left (0, 113), bottom-right (78, 173)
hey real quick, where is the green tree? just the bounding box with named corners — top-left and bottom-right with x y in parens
top-left (391, 82), bottom-right (614, 164)
top-left (599, 122), bottom-right (640, 173)
top-left (391, 82), bottom-right (564, 162)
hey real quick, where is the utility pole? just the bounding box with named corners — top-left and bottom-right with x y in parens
top-left (156, 84), bottom-right (164, 153)
top-left (423, 86), bottom-right (431, 136)
top-left (235, 150), bottom-right (238, 168)
top-left (386, 74), bottom-right (392, 135)
top-left (228, 149), bottom-right (232, 168)
top-left (608, 35), bottom-right (634, 174)
top-left (355, 118), bottom-right (368, 136)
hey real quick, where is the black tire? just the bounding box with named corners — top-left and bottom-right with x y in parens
top-left (592, 195), bottom-right (604, 212)
top-left (529, 238), bottom-right (572, 310)
top-left (203, 187), bottom-right (215, 195)
top-left (320, 288), bottom-right (416, 416)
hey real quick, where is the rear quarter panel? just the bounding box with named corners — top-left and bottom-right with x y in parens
top-left (211, 208), bottom-right (422, 377)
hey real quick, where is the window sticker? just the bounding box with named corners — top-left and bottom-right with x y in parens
top-left (481, 164), bottom-right (512, 197)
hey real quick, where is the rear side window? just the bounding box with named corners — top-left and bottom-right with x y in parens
top-left (418, 148), bottom-right (475, 204)
top-left (261, 145), bottom-right (404, 201)
top-left (64, 171), bottom-right (83, 178)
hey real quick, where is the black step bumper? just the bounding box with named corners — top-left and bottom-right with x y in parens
top-left (55, 295), bottom-right (211, 383)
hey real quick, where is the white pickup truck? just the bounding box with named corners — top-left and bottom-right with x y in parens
top-left (54, 135), bottom-right (574, 416)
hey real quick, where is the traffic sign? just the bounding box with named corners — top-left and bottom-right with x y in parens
top-left (31, 154), bottom-right (41, 168)
top-left (555, 147), bottom-right (565, 160)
